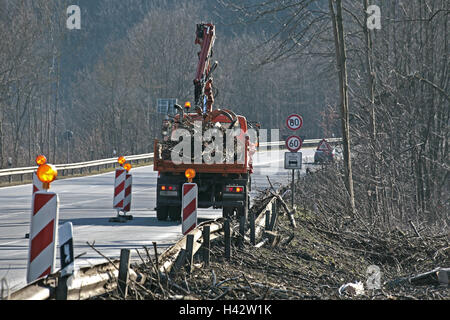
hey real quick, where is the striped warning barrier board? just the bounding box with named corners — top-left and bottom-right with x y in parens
top-left (32, 172), bottom-right (44, 194)
top-left (123, 173), bottom-right (132, 213)
top-left (26, 173), bottom-right (45, 239)
top-left (27, 191), bottom-right (59, 283)
top-left (113, 167), bottom-right (127, 210)
top-left (182, 183), bottom-right (198, 235)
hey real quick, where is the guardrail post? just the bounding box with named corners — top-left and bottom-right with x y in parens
top-left (118, 248), bottom-right (131, 298)
top-left (224, 219), bottom-right (231, 261)
top-left (202, 226), bottom-right (210, 266)
top-left (249, 211), bottom-right (255, 245)
top-left (55, 275), bottom-right (69, 300)
top-left (172, 249), bottom-right (186, 276)
top-left (186, 234), bottom-right (194, 273)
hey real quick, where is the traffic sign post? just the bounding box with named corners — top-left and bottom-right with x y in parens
top-left (285, 114), bottom-right (303, 209)
top-left (56, 222), bottom-right (74, 300)
top-left (58, 222), bottom-right (74, 277)
top-left (64, 130), bottom-right (73, 164)
top-left (285, 135), bottom-right (302, 208)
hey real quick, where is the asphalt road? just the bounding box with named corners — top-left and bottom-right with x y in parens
top-left (0, 148), bottom-right (315, 292)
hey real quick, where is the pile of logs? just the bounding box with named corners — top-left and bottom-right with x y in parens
top-left (158, 111), bottom-right (246, 164)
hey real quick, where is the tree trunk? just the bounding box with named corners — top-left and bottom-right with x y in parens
top-left (329, 0), bottom-right (355, 215)
top-left (363, 0), bottom-right (379, 223)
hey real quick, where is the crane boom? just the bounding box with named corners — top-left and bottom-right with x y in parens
top-left (193, 23), bottom-right (217, 113)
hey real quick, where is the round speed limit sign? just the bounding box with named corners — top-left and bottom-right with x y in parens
top-left (286, 114), bottom-right (303, 131)
top-left (285, 135), bottom-right (302, 152)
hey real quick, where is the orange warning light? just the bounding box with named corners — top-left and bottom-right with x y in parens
top-left (118, 156), bottom-right (126, 165)
top-left (37, 163), bottom-right (58, 189)
top-left (35, 155), bottom-right (47, 166)
top-left (184, 101), bottom-right (191, 109)
top-left (123, 163), bottom-right (132, 172)
top-left (185, 168), bottom-right (196, 182)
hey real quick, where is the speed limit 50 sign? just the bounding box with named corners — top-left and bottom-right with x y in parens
top-left (285, 135), bottom-right (302, 152)
top-left (286, 114), bottom-right (303, 131)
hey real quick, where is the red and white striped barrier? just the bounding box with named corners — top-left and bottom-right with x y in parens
top-left (113, 168), bottom-right (127, 210)
top-left (32, 172), bottom-right (44, 194)
top-left (182, 183), bottom-right (198, 235)
top-left (26, 173), bottom-right (45, 238)
top-left (123, 173), bottom-right (132, 213)
top-left (27, 191), bottom-right (59, 283)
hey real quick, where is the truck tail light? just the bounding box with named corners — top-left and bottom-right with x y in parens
top-left (225, 186), bottom-right (244, 193)
top-left (160, 185), bottom-right (178, 196)
top-left (160, 185), bottom-right (177, 191)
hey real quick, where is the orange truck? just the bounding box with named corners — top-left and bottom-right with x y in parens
top-left (153, 23), bottom-right (258, 221)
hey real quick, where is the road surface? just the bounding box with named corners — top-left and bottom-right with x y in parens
top-left (0, 148), bottom-right (315, 292)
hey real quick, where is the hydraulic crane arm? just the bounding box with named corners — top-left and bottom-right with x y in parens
top-left (193, 23), bottom-right (217, 113)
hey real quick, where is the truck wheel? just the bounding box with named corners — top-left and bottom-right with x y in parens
top-left (222, 207), bottom-right (234, 219)
top-left (157, 206), bottom-right (169, 221)
top-left (169, 206), bottom-right (181, 221)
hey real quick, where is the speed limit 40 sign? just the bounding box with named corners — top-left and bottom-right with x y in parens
top-left (285, 135), bottom-right (302, 152)
top-left (286, 114), bottom-right (303, 131)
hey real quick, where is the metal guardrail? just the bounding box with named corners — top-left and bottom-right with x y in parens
top-left (7, 195), bottom-right (279, 300)
top-left (0, 154), bottom-right (154, 178)
top-left (7, 258), bottom-right (143, 300)
top-left (0, 138), bottom-right (342, 180)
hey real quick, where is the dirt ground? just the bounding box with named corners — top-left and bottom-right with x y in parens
top-left (95, 197), bottom-right (449, 300)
